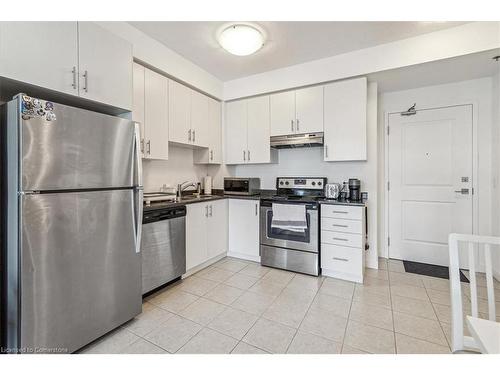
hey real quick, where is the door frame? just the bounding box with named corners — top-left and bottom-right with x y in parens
top-left (383, 102), bottom-right (479, 261)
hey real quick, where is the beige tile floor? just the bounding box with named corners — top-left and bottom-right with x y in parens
top-left (79, 257), bottom-right (499, 354)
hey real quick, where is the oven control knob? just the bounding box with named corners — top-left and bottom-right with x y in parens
top-left (312, 181), bottom-right (316, 186)
top-left (285, 181), bottom-right (289, 185)
top-left (279, 181), bottom-right (284, 185)
top-left (318, 181), bottom-right (322, 186)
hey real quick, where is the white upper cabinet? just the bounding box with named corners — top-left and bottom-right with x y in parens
top-left (193, 97), bottom-right (222, 164)
top-left (225, 100), bottom-right (248, 164)
top-left (0, 22), bottom-right (79, 96)
top-left (295, 86), bottom-right (324, 134)
top-left (247, 96), bottom-right (271, 164)
top-left (0, 22), bottom-right (132, 110)
top-left (324, 77), bottom-right (367, 161)
top-left (270, 91), bottom-right (295, 136)
top-left (270, 86), bottom-right (323, 136)
top-left (78, 22), bottom-right (132, 110)
top-left (168, 80), bottom-right (192, 144)
top-left (133, 63), bottom-right (169, 160)
top-left (190, 90), bottom-right (209, 147)
top-left (144, 69), bottom-right (169, 160)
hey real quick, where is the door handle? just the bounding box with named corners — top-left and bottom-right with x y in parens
top-left (146, 140), bottom-right (151, 155)
top-left (192, 129), bottom-right (196, 142)
top-left (134, 187), bottom-right (144, 253)
top-left (71, 66), bottom-right (77, 90)
top-left (210, 150), bottom-right (213, 161)
top-left (247, 150), bottom-right (250, 161)
top-left (454, 188), bottom-right (470, 195)
top-left (333, 224), bottom-right (348, 228)
top-left (133, 123), bottom-right (143, 187)
top-left (325, 145), bottom-right (329, 158)
top-left (333, 237), bottom-right (349, 241)
top-left (209, 205), bottom-right (213, 217)
top-left (255, 203), bottom-right (258, 216)
top-left (188, 129), bottom-right (192, 142)
top-left (140, 139), bottom-right (144, 154)
top-left (296, 119), bottom-right (300, 132)
top-left (243, 150), bottom-right (246, 161)
top-left (291, 119), bottom-right (294, 132)
top-left (205, 205), bottom-right (209, 217)
top-left (82, 70), bottom-right (88, 93)
top-left (333, 257), bottom-right (348, 262)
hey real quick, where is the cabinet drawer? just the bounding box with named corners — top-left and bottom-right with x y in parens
top-left (321, 204), bottom-right (363, 220)
top-left (321, 244), bottom-right (362, 275)
top-left (321, 217), bottom-right (362, 234)
top-left (321, 231), bottom-right (362, 248)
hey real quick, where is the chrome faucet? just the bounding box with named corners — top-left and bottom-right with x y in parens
top-left (177, 181), bottom-right (197, 199)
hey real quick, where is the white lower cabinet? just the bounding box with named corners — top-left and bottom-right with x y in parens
top-left (186, 200), bottom-right (227, 271)
top-left (228, 199), bottom-right (260, 262)
top-left (320, 204), bottom-right (365, 283)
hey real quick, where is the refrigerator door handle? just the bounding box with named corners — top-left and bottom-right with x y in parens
top-left (134, 187), bottom-right (144, 254)
top-left (133, 122), bottom-right (143, 188)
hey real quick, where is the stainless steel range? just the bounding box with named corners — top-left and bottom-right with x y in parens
top-left (260, 177), bottom-right (327, 276)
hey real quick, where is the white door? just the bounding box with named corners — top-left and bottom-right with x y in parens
top-left (132, 63), bottom-right (146, 157)
top-left (207, 200), bottom-right (228, 258)
top-left (191, 90), bottom-right (209, 147)
top-left (208, 98), bottom-right (222, 163)
top-left (228, 199), bottom-right (260, 261)
top-left (247, 96), bottom-right (270, 164)
top-left (77, 22), bottom-right (132, 110)
top-left (323, 77), bottom-right (367, 161)
top-left (0, 22), bottom-right (79, 96)
top-left (144, 69), bottom-right (169, 160)
top-left (295, 86), bottom-right (324, 134)
top-left (225, 100), bottom-right (248, 164)
top-left (388, 105), bottom-right (473, 266)
top-left (270, 91), bottom-right (296, 136)
top-left (186, 203), bottom-right (208, 270)
top-left (168, 80), bottom-right (191, 144)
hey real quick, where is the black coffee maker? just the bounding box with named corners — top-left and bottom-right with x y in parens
top-left (348, 179), bottom-right (361, 201)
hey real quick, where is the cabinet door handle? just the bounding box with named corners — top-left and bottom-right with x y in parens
top-left (333, 257), bottom-right (349, 262)
top-left (146, 140), bottom-right (151, 155)
top-left (243, 150), bottom-right (246, 161)
top-left (296, 119), bottom-right (300, 132)
top-left (209, 205), bottom-right (213, 217)
top-left (71, 66), bottom-right (77, 90)
top-left (140, 139), bottom-right (144, 154)
top-left (333, 237), bottom-right (349, 241)
top-left (82, 70), bottom-right (88, 93)
top-left (205, 205), bottom-right (209, 217)
top-left (291, 119), bottom-right (294, 132)
top-left (332, 210), bottom-right (348, 214)
top-left (325, 145), bottom-right (329, 158)
top-left (188, 129), bottom-right (192, 142)
top-left (192, 129), bottom-right (196, 142)
top-left (210, 150), bottom-right (213, 161)
top-left (333, 224), bottom-right (348, 228)
top-left (255, 203), bottom-right (258, 216)
top-left (247, 150), bottom-right (250, 161)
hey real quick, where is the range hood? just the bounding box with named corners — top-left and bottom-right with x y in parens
top-left (270, 132), bottom-right (324, 149)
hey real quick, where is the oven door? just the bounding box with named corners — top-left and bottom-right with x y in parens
top-left (260, 204), bottom-right (318, 253)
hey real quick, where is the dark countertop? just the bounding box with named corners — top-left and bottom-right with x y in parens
top-left (143, 193), bottom-right (261, 212)
top-left (318, 198), bottom-right (367, 207)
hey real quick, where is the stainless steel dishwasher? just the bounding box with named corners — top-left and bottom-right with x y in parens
top-left (141, 205), bottom-right (186, 295)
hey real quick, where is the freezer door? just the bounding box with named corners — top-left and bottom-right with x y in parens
top-left (21, 101), bottom-right (135, 191)
top-left (19, 190), bottom-right (141, 353)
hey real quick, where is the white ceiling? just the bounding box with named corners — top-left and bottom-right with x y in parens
top-left (129, 21), bottom-right (468, 81)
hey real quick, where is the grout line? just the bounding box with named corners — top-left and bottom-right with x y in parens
top-left (339, 285), bottom-right (356, 354)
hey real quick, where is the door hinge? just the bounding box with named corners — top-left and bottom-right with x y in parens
top-left (387, 181), bottom-right (390, 191)
top-left (387, 237), bottom-right (390, 247)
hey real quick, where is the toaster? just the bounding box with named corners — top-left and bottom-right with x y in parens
top-left (325, 183), bottom-right (341, 199)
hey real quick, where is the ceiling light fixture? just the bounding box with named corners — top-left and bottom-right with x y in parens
top-left (217, 24), bottom-right (265, 56)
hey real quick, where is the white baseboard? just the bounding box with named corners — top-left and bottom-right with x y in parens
top-left (227, 251), bottom-right (260, 263)
top-left (183, 253), bottom-right (226, 278)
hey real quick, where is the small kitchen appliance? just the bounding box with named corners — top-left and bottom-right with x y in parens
top-left (349, 178), bottom-right (361, 201)
top-left (223, 177), bottom-right (260, 195)
top-left (324, 183), bottom-right (341, 199)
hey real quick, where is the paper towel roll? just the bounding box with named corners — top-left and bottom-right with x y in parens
top-left (204, 176), bottom-right (212, 195)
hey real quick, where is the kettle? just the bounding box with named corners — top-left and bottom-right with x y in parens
top-left (325, 183), bottom-right (341, 199)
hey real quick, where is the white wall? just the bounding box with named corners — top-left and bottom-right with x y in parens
top-left (223, 22), bottom-right (500, 100)
top-left (379, 77), bottom-right (494, 262)
top-left (229, 83), bottom-right (379, 269)
top-left (142, 145), bottom-right (209, 193)
top-left (96, 22), bottom-right (223, 99)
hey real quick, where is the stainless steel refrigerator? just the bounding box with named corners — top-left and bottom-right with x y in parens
top-left (1, 94), bottom-right (143, 353)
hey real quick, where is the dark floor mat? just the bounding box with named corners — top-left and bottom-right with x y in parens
top-left (403, 260), bottom-right (469, 283)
